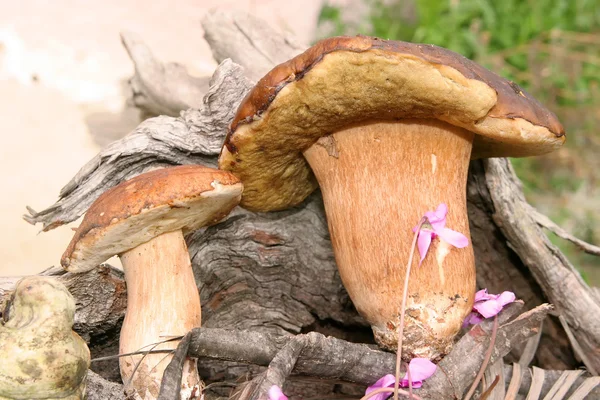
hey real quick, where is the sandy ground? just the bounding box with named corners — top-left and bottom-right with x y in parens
top-left (0, 0), bottom-right (323, 277)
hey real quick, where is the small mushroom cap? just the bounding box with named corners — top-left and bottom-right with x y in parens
top-left (61, 165), bottom-right (243, 273)
top-left (219, 36), bottom-right (565, 212)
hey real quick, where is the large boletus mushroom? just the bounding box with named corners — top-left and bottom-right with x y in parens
top-left (61, 165), bottom-right (242, 399)
top-left (219, 36), bottom-right (565, 360)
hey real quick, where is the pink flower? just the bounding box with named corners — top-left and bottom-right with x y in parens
top-left (464, 289), bottom-right (516, 326)
top-left (268, 385), bottom-right (288, 400)
top-left (365, 374), bottom-right (396, 400)
top-left (365, 358), bottom-right (437, 399)
top-left (412, 204), bottom-right (469, 264)
top-left (462, 310), bottom-right (485, 326)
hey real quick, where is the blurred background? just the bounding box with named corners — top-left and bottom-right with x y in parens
top-left (1, 0), bottom-right (598, 285)
top-left (0, 0), bottom-right (323, 277)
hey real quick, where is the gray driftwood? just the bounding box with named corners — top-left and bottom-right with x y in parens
top-left (187, 302), bottom-right (551, 400)
top-left (483, 159), bottom-right (600, 374)
top-left (23, 58), bottom-right (252, 231)
top-left (84, 307), bottom-right (600, 399)
top-left (121, 31), bottom-right (210, 117)
top-left (17, 8), bottom-right (600, 398)
top-left (3, 270), bottom-right (595, 399)
top-left (201, 9), bottom-right (305, 82)
top-left (136, 303), bottom-right (599, 400)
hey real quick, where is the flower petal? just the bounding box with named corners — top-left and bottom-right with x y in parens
top-left (425, 204), bottom-right (448, 230)
top-left (417, 231), bottom-right (433, 265)
top-left (435, 227), bottom-right (469, 248)
top-left (473, 299), bottom-right (504, 318)
top-left (365, 374), bottom-right (396, 400)
top-left (268, 385), bottom-right (288, 400)
top-left (473, 300), bottom-right (500, 318)
top-left (400, 378), bottom-right (423, 388)
top-left (406, 358), bottom-right (437, 382)
top-left (473, 291), bottom-right (516, 318)
top-left (435, 203), bottom-right (448, 217)
top-left (463, 311), bottom-right (484, 327)
top-left (497, 291), bottom-right (516, 307)
top-left (430, 203), bottom-right (448, 222)
top-left (474, 288), bottom-right (491, 302)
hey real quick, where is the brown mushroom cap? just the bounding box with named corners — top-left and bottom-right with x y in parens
top-left (219, 35), bottom-right (565, 212)
top-left (61, 165), bottom-right (243, 273)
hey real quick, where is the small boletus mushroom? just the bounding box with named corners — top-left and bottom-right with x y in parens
top-left (0, 276), bottom-right (90, 400)
top-left (61, 165), bottom-right (242, 399)
top-left (219, 36), bottom-right (565, 359)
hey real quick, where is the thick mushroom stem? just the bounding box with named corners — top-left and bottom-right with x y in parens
top-left (303, 119), bottom-right (476, 360)
top-left (119, 230), bottom-right (201, 399)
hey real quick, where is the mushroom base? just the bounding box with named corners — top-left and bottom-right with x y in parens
top-left (119, 230), bottom-right (202, 399)
top-left (303, 119), bottom-right (476, 360)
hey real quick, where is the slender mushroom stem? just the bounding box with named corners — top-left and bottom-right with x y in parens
top-left (303, 119), bottom-right (476, 359)
top-left (407, 363), bottom-right (414, 400)
top-left (119, 230), bottom-right (201, 399)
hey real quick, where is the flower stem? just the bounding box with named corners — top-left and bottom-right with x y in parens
top-left (463, 315), bottom-right (499, 400)
top-left (394, 217), bottom-right (427, 400)
top-left (407, 361), bottom-right (413, 399)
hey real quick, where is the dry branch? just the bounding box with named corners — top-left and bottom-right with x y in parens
top-left (153, 302), bottom-right (547, 400)
top-left (531, 207), bottom-right (600, 257)
top-left (483, 359), bottom-right (506, 400)
top-left (158, 332), bottom-right (195, 400)
top-left (84, 303), bottom-right (599, 400)
top-left (484, 159), bottom-right (600, 373)
top-left (121, 31), bottom-right (209, 117)
top-left (201, 9), bottom-right (306, 82)
top-left (3, 270), bottom-right (595, 399)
